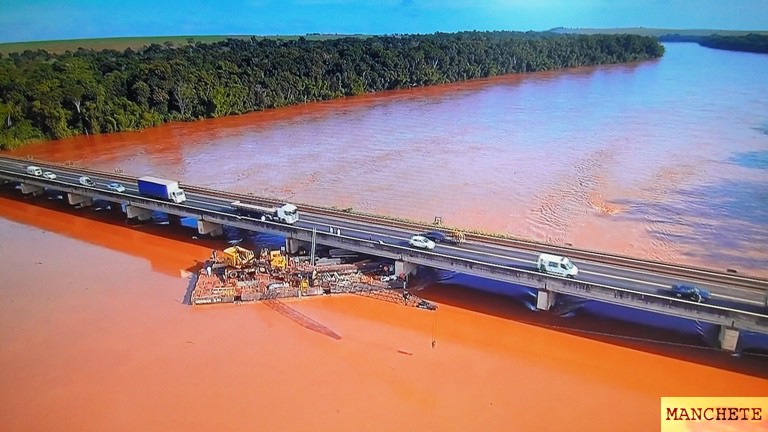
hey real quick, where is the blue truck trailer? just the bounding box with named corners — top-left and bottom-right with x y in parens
top-left (137, 176), bottom-right (187, 203)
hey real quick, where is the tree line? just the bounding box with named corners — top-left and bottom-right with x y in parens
top-left (0, 31), bottom-right (664, 149)
top-left (658, 33), bottom-right (768, 54)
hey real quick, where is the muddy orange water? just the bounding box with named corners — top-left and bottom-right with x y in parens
top-left (9, 43), bottom-right (768, 276)
top-left (0, 195), bottom-right (766, 432)
top-left (2, 43), bottom-right (768, 431)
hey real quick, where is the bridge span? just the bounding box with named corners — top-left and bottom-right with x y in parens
top-left (1, 155), bottom-right (767, 350)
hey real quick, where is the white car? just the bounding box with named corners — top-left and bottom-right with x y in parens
top-left (78, 176), bottom-right (95, 187)
top-left (42, 171), bottom-right (57, 180)
top-left (409, 235), bottom-right (436, 250)
top-left (107, 183), bottom-right (126, 192)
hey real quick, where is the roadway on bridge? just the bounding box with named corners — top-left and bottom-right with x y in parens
top-left (1, 157), bottom-right (766, 314)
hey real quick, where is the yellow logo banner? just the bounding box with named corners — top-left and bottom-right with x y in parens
top-left (661, 397), bottom-right (767, 431)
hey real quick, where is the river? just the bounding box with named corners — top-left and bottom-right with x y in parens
top-left (1, 42), bottom-right (767, 431)
top-left (11, 43), bottom-right (768, 275)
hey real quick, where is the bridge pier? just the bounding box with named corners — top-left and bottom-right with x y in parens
top-left (20, 183), bottom-right (44, 196)
top-left (197, 220), bottom-right (223, 237)
top-left (395, 260), bottom-right (417, 278)
top-left (125, 205), bottom-right (152, 221)
top-left (718, 326), bottom-right (740, 351)
top-left (67, 192), bottom-right (93, 207)
top-left (536, 289), bottom-right (557, 310)
top-left (285, 238), bottom-right (311, 254)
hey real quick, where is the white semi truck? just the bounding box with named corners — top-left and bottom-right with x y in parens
top-left (231, 200), bottom-right (299, 224)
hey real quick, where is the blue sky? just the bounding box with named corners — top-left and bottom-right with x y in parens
top-left (1, 0), bottom-right (767, 43)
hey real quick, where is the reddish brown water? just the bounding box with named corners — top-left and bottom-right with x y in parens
top-left (2, 43), bottom-right (768, 430)
top-left (10, 43), bottom-right (768, 276)
top-left (0, 195), bottom-right (765, 432)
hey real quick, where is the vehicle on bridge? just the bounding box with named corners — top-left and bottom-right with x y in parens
top-left (79, 176), bottom-right (96, 187)
top-left (107, 183), bottom-right (126, 192)
top-left (137, 176), bottom-right (187, 204)
top-left (421, 230), bottom-right (466, 245)
top-left (409, 235), bottom-right (436, 250)
top-left (671, 284), bottom-right (711, 303)
top-left (26, 166), bottom-right (43, 176)
top-left (230, 201), bottom-right (299, 224)
top-left (42, 171), bottom-right (57, 180)
top-left (537, 253), bottom-right (579, 278)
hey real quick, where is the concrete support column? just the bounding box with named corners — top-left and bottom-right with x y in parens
top-left (197, 220), bottom-right (223, 237)
top-left (21, 183), bottom-right (44, 195)
top-left (285, 238), bottom-right (303, 254)
top-left (125, 205), bottom-right (152, 221)
top-left (718, 326), bottom-right (740, 351)
top-left (395, 260), bottom-right (417, 278)
top-left (67, 192), bottom-right (93, 207)
top-left (536, 289), bottom-right (557, 310)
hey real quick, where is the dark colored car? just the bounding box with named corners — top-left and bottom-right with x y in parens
top-left (421, 231), bottom-right (459, 245)
top-left (671, 284), bottom-right (711, 303)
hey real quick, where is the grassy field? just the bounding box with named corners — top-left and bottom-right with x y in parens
top-left (0, 34), bottom-right (366, 55)
top-left (550, 27), bottom-right (768, 37)
top-left (3, 29), bottom-right (767, 55)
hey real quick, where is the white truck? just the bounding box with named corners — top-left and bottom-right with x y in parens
top-left (137, 176), bottom-right (187, 204)
top-left (26, 166), bottom-right (43, 176)
top-left (231, 200), bottom-right (299, 224)
top-left (536, 253), bottom-right (579, 278)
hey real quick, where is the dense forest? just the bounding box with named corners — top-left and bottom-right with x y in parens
top-left (658, 33), bottom-right (768, 54)
top-left (0, 31), bottom-right (664, 149)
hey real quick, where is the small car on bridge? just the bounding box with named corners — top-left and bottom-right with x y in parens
top-left (78, 176), bottom-right (95, 187)
top-left (42, 171), bottom-right (57, 180)
top-left (107, 182), bottom-right (126, 192)
top-left (670, 284), bottom-right (711, 303)
top-left (409, 235), bottom-right (436, 250)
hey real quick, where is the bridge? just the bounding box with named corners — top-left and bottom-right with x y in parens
top-left (1, 155), bottom-right (767, 351)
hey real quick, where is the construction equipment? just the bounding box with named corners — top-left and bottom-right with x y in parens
top-left (270, 250), bottom-right (287, 271)
top-left (220, 246), bottom-right (256, 267)
top-left (216, 246), bottom-right (259, 279)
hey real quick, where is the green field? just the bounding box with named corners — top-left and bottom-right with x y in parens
top-left (550, 27), bottom-right (768, 37)
top-left (4, 29), bottom-right (768, 55)
top-left (0, 34), bottom-right (366, 55)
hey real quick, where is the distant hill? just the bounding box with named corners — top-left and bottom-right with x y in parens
top-left (549, 27), bottom-right (768, 37)
top-left (0, 34), bottom-right (367, 55)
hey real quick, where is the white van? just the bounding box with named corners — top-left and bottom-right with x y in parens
top-left (26, 166), bottom-right (43, 176)
top-left (537, 253), bottom-right (579, 278)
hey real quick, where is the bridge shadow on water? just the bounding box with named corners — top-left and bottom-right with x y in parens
top-left (409, 268), bottom-right (768, 379)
